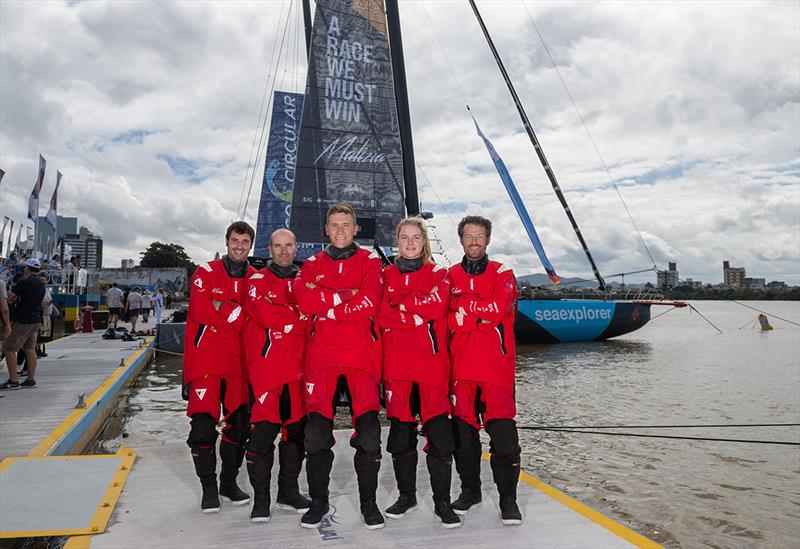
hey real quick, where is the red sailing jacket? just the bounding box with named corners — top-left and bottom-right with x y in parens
top-left (447, 260), bottom-right (517, 392)
top-left (377, 262), bottom-right (451, 390)
top-left (184, 259), bottom-right (255, 383)
top-left (294, 247), bottom-right (383, 383)
top-left (244, 267), bottom-right (308, 391)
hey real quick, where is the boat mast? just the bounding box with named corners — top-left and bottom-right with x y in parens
top-left (468, 0), bottom-right (607, 292)
top-left (385, 0), bottom-right (420, 216)
top-left (302, 0), bottom-right (312, 56)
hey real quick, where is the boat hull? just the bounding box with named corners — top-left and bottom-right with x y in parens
top-left (514, 300), bottom-right (651, 343)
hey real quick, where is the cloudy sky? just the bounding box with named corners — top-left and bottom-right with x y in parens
top-left (1, 0), bottom-right (798, 285)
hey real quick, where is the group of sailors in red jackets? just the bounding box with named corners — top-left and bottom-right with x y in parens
top-left (183, 203), bottom-right (522, 531)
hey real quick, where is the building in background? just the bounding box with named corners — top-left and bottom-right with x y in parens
top-left (36, 216), bottom-right (78, 255)
top-left (60, 226), bottom-right (103, 269)
top-left (657, 261), bottom-right (679, 289)
top-left (722, 260), bottom-right (746, 288)
top-left (121, 259), bottom-right (135, 269)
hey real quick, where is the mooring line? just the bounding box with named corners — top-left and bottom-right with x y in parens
top-left (519, 427), bottom-right (800, 446)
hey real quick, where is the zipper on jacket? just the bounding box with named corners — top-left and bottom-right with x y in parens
top-left (427, 320), bottom-right (439, 354)
top-left (194, 324), bottom-right (207, 348)
top-left (495, 324), bottom-right (507, 355)
top-left (261, 328), bottom-right (272, 358)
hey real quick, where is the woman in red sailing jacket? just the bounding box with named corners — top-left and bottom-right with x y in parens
top-left (184, 221), bottom-right (256, 513)
top-left (293, 203), bottom-right (385, 530)
top-left (448, 215), bottom-right (523, 526)
top-left (243, 228), bottom-right (312, 523)
top-left (377, 217), bottom-right (461, 528)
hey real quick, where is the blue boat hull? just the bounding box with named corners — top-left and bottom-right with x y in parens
top-left (514, 300), bottom-right (651, 343)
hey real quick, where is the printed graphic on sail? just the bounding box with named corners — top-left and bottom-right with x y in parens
top-left (290, 0), bottom-right (406, 246)
top-left (254, 91), bottom-right (304, 258)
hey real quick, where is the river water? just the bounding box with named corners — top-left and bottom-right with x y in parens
top-left (94, 300), bottom-right (800, 548)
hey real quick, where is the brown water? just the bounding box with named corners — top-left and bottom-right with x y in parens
top-left (94, 300), bottom-right (800, 548)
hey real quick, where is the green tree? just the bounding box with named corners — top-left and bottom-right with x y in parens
top-left (140, 242), bottom-right (197, 273)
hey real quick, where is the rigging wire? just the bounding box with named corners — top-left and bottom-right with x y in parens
top-left (688, 303), bottom-right (724, 334)
top-left (521, 0), bottom-right (658, 270)
top-left (517, 427), bottom-right (800, 446)
top-left (521, 422), bottom-right (800, 429)
top-left (730, 300), bottom-right (800, 327)
top-left (237, 0), bottom-right (289, 220)
top-left (242, 1), bottom-right (296, 221)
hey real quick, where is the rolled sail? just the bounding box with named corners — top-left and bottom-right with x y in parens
top-left (290, 0), bottom-right (406, 246)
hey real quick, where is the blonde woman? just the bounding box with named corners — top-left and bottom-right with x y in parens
top-left (376, 217), bottom-right (460, 528)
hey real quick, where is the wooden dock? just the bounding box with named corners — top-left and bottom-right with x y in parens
top-left (0, 331), bottom-right (154, 458)
top-left (87, 430), bottom-right (658, 549)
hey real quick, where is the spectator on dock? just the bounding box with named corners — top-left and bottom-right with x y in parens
top-left (64, 257), bottom-right (77, 291)
top-left (126, 287), bottom-right (142, 333)
top-left (377, 217), bottom-right (460, 528)
top-left (243, 228), bottom-right (312, 522)
top-left (141, 290), bottom-right (152, 324)
top-left (36, 275), bottom-right (59, 358)
top-left (48, 254), bottom-right (61, 270)
top-left (106, 283), bottom-right (124, 329)
top-left (294, 203), bottom-right (385, 530)
top-left (0, 259), bottom-right (46, 390)
top-left (0, 279), bottom-right (10, 346)
top-left (448, 215), bottom-right (523, 525)
top-left (154, 288), bottom-right (165, 323)
top-left (184, 221), bottom-right (255, 513)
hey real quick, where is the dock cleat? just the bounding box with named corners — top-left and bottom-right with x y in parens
top-left (300, 500), bottom-right (331, 528)
top-left (499, 496), bottom-right (523, 525)
top-left (360, 499), bottom-right (385, 530)
top-left (451, 488), bottom-right (482, 515)
top-left (385, 493), bottom-right (417, 519)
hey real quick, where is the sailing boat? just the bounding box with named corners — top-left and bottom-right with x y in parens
top-left (251, 0), bottom-right (681, 344)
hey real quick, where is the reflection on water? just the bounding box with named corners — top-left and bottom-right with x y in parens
top-left (95, 301), bottom-right (800, 548)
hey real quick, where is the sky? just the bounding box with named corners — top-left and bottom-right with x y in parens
top-left (1, 0), bottom-right (798, 285)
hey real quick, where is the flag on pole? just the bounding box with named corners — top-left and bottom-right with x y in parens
top-left (0, 217), bottom-right (8, 241)
top-left (45, 171), bottom-right (61, 228)
top-left (0, 168), bottom-right (5, 187)
top-left (472, 116), bottom-right (561, 285)
top-left (28, 154), bottom-right (46, 221)
top-left (6, 219), bottom-right (14, 255)
top-left (14, 223), bottom-right (24, 252)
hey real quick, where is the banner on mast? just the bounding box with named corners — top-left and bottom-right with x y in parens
top-left (45, 171), bottom-right (61, 229)
top-left (6, 220), bottom-right (14, 256)
top-left (28, 154), bottom-right (46, 221)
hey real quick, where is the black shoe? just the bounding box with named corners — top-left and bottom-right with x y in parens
top-left (499, 496), bottom-right (522, 525)
top-left (219, 481), bottom-right (250, 505)
top-left (16, 368), bottom-right (27, 377)
top-left (384, 493), bottom-right (417, 519)
top-left (451, 489), bottom-right (482, 515)
top-left (300, 499), bottom-right (330, 529)
top-left (201, 482), bottom-right (221, 513)
top-left (250, 494), bottom-right (271, 523)
top-left (276, 491), bottom-right (312, 513)
top-left (360, 499), bottom-right (385, 530)
top-left (20, 378), bottom-right (36, 388)
top-left (434, 499), bottom-right (462, 529)
top-left (0, 380), bottom-right (20, 390)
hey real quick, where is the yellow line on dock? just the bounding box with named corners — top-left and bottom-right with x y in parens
top-left (482, 452), bottom-right (661, 548)
top-left (28, 339), bottom-right (153, 457)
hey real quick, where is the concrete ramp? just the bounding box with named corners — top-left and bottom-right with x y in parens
top-left (0, 449), bottom-right (135, 538)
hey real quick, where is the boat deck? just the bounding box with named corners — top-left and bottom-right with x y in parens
top-left (89, 430), bottom-right (656, 549)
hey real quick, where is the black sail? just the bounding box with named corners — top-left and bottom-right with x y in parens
top-left (290, 0), bottom-right (406, 247)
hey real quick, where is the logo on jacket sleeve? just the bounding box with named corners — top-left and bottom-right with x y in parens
top-left (258, 391), bottom-right (269, 404)
top-left (195, 388), bottom-right (207, 400)
top-left (306, 383), bottom-right (314, 395)
top-left (450, 394), bottom-right (456, 406)
top-left (386, 390), bottom-right (393, 402)
top-left (194, 278), bottom-right (203, 289)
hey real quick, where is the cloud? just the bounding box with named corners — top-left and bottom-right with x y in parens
top-left (0, 0), bottom-right (797, 286)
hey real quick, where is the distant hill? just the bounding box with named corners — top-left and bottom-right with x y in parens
top-left (518, 273), bottom-right (645, 289)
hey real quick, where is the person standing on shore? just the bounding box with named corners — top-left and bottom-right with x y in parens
top-left (243, 228), bottom-right (312, 523)
top-left (448, 215), bottom-right (522, 526)
top-left (141, 291), bottom-right (152, 324)
top-left (0, 279), bottom-right (11, 354)
top-left (183, 221), bottom-right (255, 513)
top-left (377, 217), bottom-right (461, 528)
top-left (154, 288), bottom-right (165, 324)
top-left (0, 259), bottom-right (46, 390)
top-left (126, 287), bottom-right (142, 333)
top-left (294, 203), bottom-right (385, 530)
top-left (106, 283), bottom-right (124, 329)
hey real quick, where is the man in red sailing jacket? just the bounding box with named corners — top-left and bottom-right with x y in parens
top-left (448, 215), bottom-right (523, 525)
top-left (377, 217), bottom-right (461, 528)
top-left (293, 203), bottom-right (385, 530)
top-left (243, 228), bottom-right (312, 522)
top-left (184, 221), bottom-right (256, 513)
